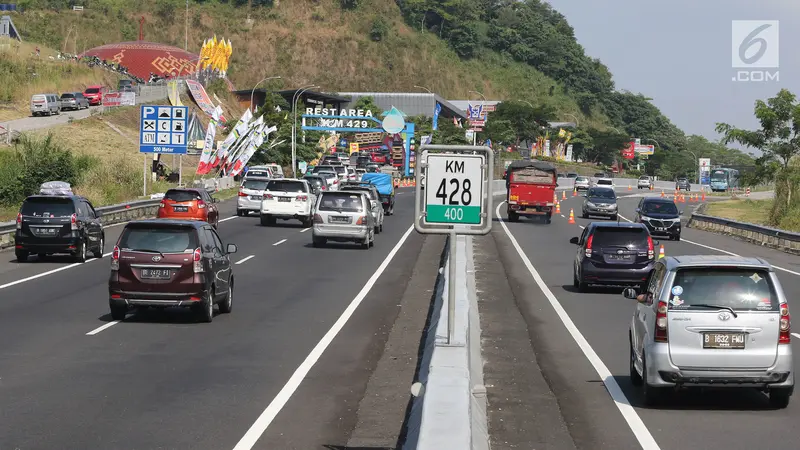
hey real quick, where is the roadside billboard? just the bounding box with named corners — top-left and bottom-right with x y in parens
top-left (103, 91), bottom-right (135, 107)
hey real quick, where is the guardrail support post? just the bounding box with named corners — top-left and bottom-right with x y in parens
top-left (448, 230), bottom-right (456, 345)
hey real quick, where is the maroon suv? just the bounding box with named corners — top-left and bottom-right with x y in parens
top-left (108, 219), bottom-right (237, 323)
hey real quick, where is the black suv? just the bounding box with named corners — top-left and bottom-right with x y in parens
top-left (634, 197), bottom-right (682, 241)
top-left (570, 222), bottom-right (658, 292)
top-left (675, 177), bottom-right (691, 191)
top-left (15, 195), bottom-right (105, 262)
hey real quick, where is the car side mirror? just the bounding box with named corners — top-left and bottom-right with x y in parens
top-left (95, 211), bottom-right (102, 218)
top-left (622, 288), bottom-right (639, 300)
top-left (212, 197), bottom-right (219, 203)
top-left (653, 240), bottom-right (660, 246)
top-left (226, 243), bottom-right (238, 254)
top-left (679, 210), bottom-right (684, 216)
top-left (635, 208), bottom-right (640, 213)
top-left (569, 237), bottom-right (580, 245)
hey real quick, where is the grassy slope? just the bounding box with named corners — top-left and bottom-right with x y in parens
top-left (9, 0), bottom-right (605, 129)
top-left (705, 199), bottom-right (800, 232)
top-left (0, 40), bottom-right (122, 121)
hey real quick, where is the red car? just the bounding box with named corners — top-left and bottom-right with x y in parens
top-left (156, 188), bottom-right (220, 228)
top-left (83, 85), bottom-right (105, 106)
top-left (370, 152), bottom-right (387, 164)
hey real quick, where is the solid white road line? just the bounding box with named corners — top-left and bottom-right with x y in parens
top-left (496, 201), bottom-right (661, 450)
top-left (86, 321), bottom-right (120, 336)
top-left (232, 224), bottom-right (415, 450)
top-left (220, 216), bottom-right (239, 223)
top-left (616, 214), bottom-right (800, 277)
top-left (792, 333), bottom-right (800, 340)
top-left (272, 239), bottom-right (286, 246)
top-left (236, 255), bottom-right (255, 265)
top-left (0, 251), bottom-right (114, 291)
top-left (300, 227), bottom-right (311, 233)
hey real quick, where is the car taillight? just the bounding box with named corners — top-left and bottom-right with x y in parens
top-left (585, 234), bottom-right (593, 258)
top-left (655, 300), bottom-right (668, 342)
top-left (334, 179), bottom-right (339, 184)
top-left (16, 213), bottom-right (21, 230)
top-left (197, 199), bottom-right (206, 209)
top-left (313, 214), bottom-right (323, 223)
top-left (647, 236), bottom-right (654, 259)
top-left (263, 193), bottom-right (273, 200)
top-left (296, 195), bottom-right (308, 202)
top-left (356, 216), bottom-right (367, 225)
top-left (159, 202), bottom-right (165, 208)
top-left (321, 185), bottom-right (327, 190)
top-left (70, 213), bottom-right (78, 231)
top-left (193, 247), bottom-right (204, 273)
top-left (780, 302), bottom-right (791, 344)
top-left (111, 245), bottom-right (120, 270)
top-left (238, 190), bottom-right (248, 197)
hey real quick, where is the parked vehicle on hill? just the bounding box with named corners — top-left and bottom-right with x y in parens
top-left (60, 92), bottom-right (89, 111)
top-left (83, 85), bottom-right (105, 106)
top-left (30, 93), bottom-right (61, 116)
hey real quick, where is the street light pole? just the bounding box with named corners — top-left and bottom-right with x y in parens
top-left (292, 84), bottom-right (318, 178)
top-left (250, 76), bottom-right (281, 113)
top-left (468, 90), bottom-right (486, 146)
top-left (414, 85), bottom-right (432, 94)
top-left (564, 113), bottom-right (579, 127)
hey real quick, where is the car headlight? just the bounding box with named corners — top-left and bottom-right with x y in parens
top-left (610, 203), bottom-right (618, 209)
top-left (586, 201), bottom-right (595, 208)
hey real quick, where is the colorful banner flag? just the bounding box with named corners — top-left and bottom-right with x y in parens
top-left (212, 108), bottom-right (252, 168)
top-left (185, 79), bottom-right (226, 122)
top-left (167, 80), bottom-right (182, 106)
top-left (196, 105), bottom-right (223, 174)
top-left (230, 123), bottom-right (277, 176)
top-left (223, 115), bottom-right (263, 172)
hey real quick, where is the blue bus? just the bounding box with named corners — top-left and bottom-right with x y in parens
top-left (709, 168), bottom-right (739, 192)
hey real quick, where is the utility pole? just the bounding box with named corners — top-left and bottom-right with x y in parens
top-left (185, 0), bottom-right (188, 51)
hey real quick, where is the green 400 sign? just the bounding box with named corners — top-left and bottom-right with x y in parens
top-left (424, 154), bottom-right (484, 225)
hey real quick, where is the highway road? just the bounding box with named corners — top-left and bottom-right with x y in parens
top-left (491, 185), bottom-right (800, 450)
top-left (0, 187), bottom-right (427, 450)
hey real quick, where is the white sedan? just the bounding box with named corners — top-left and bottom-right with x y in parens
top-left (260, 179), bottom-right (316, 227)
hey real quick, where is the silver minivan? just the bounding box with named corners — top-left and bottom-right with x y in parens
top-left (312, 191), bottom-right (375, 249)
top-left (627, 255), bottom-right (793, 407)
top-left (30, 93), bottom-right (61, 116)
top-left (339, 183), bottom-right (384, 234)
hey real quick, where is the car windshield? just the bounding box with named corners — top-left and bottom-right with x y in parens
top-left (60, 93), bottom-right (75, 98)
top-left (592, 228), bottom-right (647, 247)
top-left (342, 188), bottom-right (377, 200)
top-left (639, 176), bottom-right (649, 180)
top-left (677, 178), bottom-right (688, 182)
top-left (588, 188), bottom-right (615, 199)
top-left (85, 88), bottom-right (100, 94)
top-left (164, 189), bottom-right (202, 202)
top-left (332, 166), bottom-right (346, 175)
top-left (576, 177), bottom-right (588, 182)
top-left (668, 268), bottom-right (777, 312)
top-left (711, 171), bottom-right (726, 181)
top-left (266, 180), bottom-right (307, 192)
top-left (21, 198), bottom-right (75, 217)
top-left (319, 193), bottom-right (364, 212)
top-left (313, 165), bottom-right (335, 173)
top-left (317, 172), bottom-right (336, 180)
top-left (119, 226), bottom-right (198, 254)
top-left (643, 201), bottom-right (678, 215)
top-left (242, 179), bottom-right (269, 191)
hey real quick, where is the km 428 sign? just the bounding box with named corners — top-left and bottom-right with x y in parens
top-left (424, 154), bottom-right (485, 224)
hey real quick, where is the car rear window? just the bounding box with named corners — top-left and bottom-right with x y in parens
top-left (643, 201), bottom-right (678, 215)
top-left (242, 179), bottom-right (269, 191)
top-left (668, 268), bottom-right (778, 312)
top-left (85, 88), bottom-right (100, 94)
top-left (319, 193), bottom-right (365, 212)
top-left (303, 177), bottom-right (323, 186)
top-left (313, 165), bottom-right (335, 173)
top-left (342, 188), bottom-right (376, 200)
top-left (164, 189), bottom-right (202, 202)
top-left (588, 188), bottom-right (615, 199)
top-left (61, 93), bottom-right (75, 98)
top-left (266, 180), bottom-right (307, 192)
top-left (119, 226), bottom-right (198, 254)
top-left (591, 227), bottom-right (647, 247)
top-left (332, 166), bottom-right (346, 175)
top-left (21, 198), bottom-right (75, 217)
top-left (597, 179), bottom-right (613, 185)
top-left (576, 176), bottom-right (588, 182)
top-left (639, 176), bottom-right (649, 180)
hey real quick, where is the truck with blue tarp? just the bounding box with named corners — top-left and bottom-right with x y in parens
top-left (360, 173), bottom-right (394, 215)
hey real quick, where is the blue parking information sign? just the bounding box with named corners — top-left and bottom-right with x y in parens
top-left (139, 105), bottom-right (189, 154)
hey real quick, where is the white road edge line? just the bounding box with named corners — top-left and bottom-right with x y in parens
top-left (236, 255), bottom-right (255, 265)
top-left (232, 224), bottom-right (415, 450)
top-left (300, 227), bottom-right (311, 233)
top-left (0, 251), bottom-right (114, 291)
top-left (496, 201), bottom-right (661, 450)
top-left (219, 216), bottom-right (239, 223)
top-left (86, 321), bottom-right (120, 336)
top-left (272, 239), bottom-right (287, 246)
top-left (616, 214), bottom-right (800, 277)
top-left (792, 333), bottom-right (800, 340)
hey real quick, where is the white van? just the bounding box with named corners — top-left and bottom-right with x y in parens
top-left (30, 94), bottom-right (61, 116)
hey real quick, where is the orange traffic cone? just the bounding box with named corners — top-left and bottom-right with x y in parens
top-left (556, 202), bottom-right (561, 214)
top-left (562, 190), bottom-right (567, 200)
top-left (658, 245), bottom-right (665, 259)
top-left (650, 185), bottom-right (654, 191)
top-left (572, 189), bottom-right (577, 197)
top-left (701, 191), bottom-right (706, 201)
top-left (628, 184), bottom-right (632, 190)
top-left (568, 208), bottom-right (576, 224)
top-left (660, 190), bottom-right (665, 198)
top-left (554, 193), bottom-right (558, 203)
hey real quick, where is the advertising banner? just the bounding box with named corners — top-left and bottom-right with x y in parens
top-left (103, 92), bottom-right (135, 107)
top-left (622, 142), bottom-right (635, 159)
top-left (185, 79), bottom-right (218, 118)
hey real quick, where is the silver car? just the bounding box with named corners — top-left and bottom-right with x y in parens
top-left (574, 176), bottom-right (590, 191)
top-left (626, 255), bottom-right (793, 407)
top-left (340, 183), bottom-right (384, 234)
top-left (312, 191), bottom-right (375, 249)
top-left (236, 177), bottom-right (270, 216)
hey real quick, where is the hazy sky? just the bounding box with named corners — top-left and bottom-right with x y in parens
top-left (546, 0), bottom-right (798, 144)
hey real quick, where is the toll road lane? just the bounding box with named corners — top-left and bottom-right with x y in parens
top-left (497, 195), bottom-right (800, 450)
top-left (0, 191), bottom-right (420, 450)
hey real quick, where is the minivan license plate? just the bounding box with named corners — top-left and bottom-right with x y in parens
top-left (35, 227), bottom-right (58, 236)
top-left (703, 332), bottom-right (745, 349)
top-left (278, 197), bottom-right (292, 202)
top-left (173, 206), bottom-right (188, 212)
top-left (330, 216), bottom-right (351, 223)
top-left (141, 269), bottom-right (171, 279)
top-left (608, 254), bottom-right (630, 260)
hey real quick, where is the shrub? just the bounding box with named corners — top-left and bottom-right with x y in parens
top-left (370, 17), bottom-right (389, 42)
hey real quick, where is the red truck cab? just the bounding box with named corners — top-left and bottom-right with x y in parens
top-left (506, 160), bottom-right (557, 224)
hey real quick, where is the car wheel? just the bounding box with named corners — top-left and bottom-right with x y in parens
top-left (93, 235), bottom-right (104, 259)
top-left (75, 239), bottom-right (88, 263)
top-left (15, 250), bottom-right (29, 262)
top-left (37, 253), bottom-right (47, 260)
top-left (769, 388), bottom-right (792, 409)
top-left (361, 237), bottom-right (370, 250)
top-left (573, 270), bottom-right (579, 288)
top-left (198, 290), bottom-right (214, 323)
top-left (641, 354), bottom-right (665, 406)
top-left (219, 283), bottom-right (233, 314)
top-left (507, 210), bottom-right (519, 222)
top-left (630, 339), bottom-right (643, 386)
top-left (581, 210), bottom-right (588, 219)
top-left (312, 236), bottom-right (326, 247)
top-left (110, 304), bottom-right (127, 321)
top-left (236, 209), bottom-right (243, 217)
top-left (370, 231), bottom-right (375, 247)
top-left (260, 214), bottom-right (270, 226)
top-left (674, 234), bottom-right (681, 242)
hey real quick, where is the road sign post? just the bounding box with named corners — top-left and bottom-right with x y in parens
top-left (414, 145), bottom-right (494, 345)
top-left (139, 105), bottom-right (189, 195)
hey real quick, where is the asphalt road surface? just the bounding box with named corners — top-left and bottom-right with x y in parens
top-left (0, 187), bottom-right (428, 450)
top-left (491, 185), bottom-right (800, 450)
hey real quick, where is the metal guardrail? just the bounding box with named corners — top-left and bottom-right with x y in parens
top-left (689, 213), bottom-right (800, 242)
top-left (0, 198), bottom-right (160, 234)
